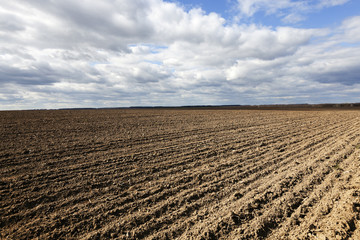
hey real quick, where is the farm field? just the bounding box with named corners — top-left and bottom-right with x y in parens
top-left (1, 108), bottom-right (360, 239)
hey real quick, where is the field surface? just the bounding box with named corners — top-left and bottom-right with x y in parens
top-left (1, 109), bottom-right (360, 239)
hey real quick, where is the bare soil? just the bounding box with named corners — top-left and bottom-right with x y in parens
top-left (1, 109), bottom-right (360, 239)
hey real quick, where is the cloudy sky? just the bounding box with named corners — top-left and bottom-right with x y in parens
top-left (1, 0), bottom-right (360, 110)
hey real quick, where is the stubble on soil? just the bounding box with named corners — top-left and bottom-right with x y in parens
top-left (1, 109), bottom-right (360, 239)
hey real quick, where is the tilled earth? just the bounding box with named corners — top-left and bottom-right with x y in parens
top-left (1, 109), bottom-right (360, 239)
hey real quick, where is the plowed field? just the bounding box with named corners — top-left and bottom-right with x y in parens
top-left (1, 109), bottom-right (360, 239)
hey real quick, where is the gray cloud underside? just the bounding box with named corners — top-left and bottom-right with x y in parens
top-left (0, 0), bottom-right (360, 109)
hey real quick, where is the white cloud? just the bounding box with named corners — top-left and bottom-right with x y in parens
top-left (0, 0), bottom-right (359, 109)
top-left (236, 0), bottom-right (350, 23)
top-left (236, 0), bottom-right (296, 17)
top-left (338, 16), bottom-right (360, 43)
top-left (317, 0), bottom-right (349, 8)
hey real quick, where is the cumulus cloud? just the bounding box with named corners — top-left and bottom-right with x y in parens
top-left (0, 0), bottom-right (359, 109)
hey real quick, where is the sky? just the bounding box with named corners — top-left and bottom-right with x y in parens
top-left (1, 0), bottom-right (360, 110)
